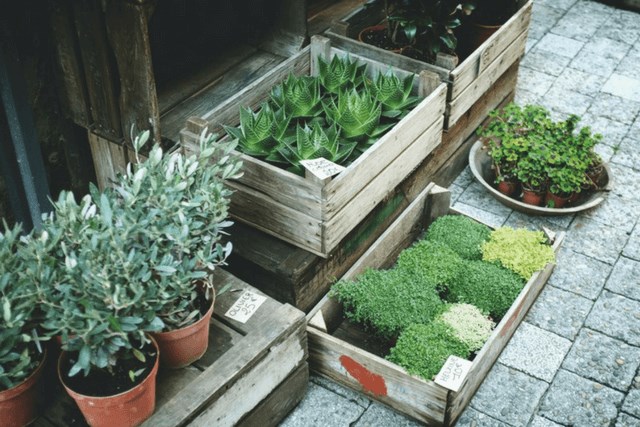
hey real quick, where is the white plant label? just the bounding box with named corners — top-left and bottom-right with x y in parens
top-left (225, 290), bottom-right (267, 323)
top-left (300, 158), bottom-right (345, 181)
top-left (434, 355), bottom-right (473, 392)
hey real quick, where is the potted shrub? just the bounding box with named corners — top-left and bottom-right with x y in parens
top-left (114, 130), bottom-right (242, 368)
top-left (0, 223), bottom-right (46, 427)
top-left (459, 0), bottom-right (519, 55)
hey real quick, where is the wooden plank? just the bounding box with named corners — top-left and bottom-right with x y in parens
top-left (71, 0), bottom-right (122, 140)
top-left (449, 1), bottom-right (532, 99)
top-left (238, 363), bottom-right (309, 427)
top-left (323, 117), bottom-right (444, 252)
top-left (307, 0), bottom-right (364, 36)
top-left (104, 1), bottom-right (160, 144)
top-left (87, 131), bottom-right (126, 190)
top-left (446, 233), bottom-right (565, 425)
top-left (324, 84), bottom-right (447, 216)
top-left (49, 0), bottom-right (90, 127)
top-left (308, 327), bottom-right (448, 425)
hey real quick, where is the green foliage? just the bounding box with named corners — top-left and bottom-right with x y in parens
top-left (482, 227), bottom-right (556, 280)
top-left (368, 71), bottom-right (419, 118)
top-left (426, 215), bottom-right (491, 260)
top-left (331, 268), bottom-right (443, 339)
top-left (270, 75), bottom-right (323, 119)
top-left (318, 55), bottom-right (366, 94)
top-left (447, 259), bottom-right (524, 319)
top-left (439, 303), bottom-right (495, 351)
top-left (0, 223), bottom-right (42, 390)
top-left (395, 240), bottom-right (464, 290)
top-left (223, 103), bottom-right (288, 158)
top-left (323, 87), bottom-right (387, 140)
top-left (387, 322), bottom-right (470, 380)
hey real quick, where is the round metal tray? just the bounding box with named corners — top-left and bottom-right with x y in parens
top-left (468, 140), bottom-right (612, 216)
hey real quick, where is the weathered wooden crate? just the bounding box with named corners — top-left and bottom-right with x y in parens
top-left (306, 184), bottom-right (564, 426)
top-left (326, 0), bottom-right (532, 129)
top-left (35, 269), bottom-right (308, 427)
top-left (225, 59), bottom-right (520, 312)
top-left (180, 35), bottom-right (447, 257)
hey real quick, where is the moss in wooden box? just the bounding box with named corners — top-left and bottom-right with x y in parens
top-left (426, 215), bottom-right (492, 260)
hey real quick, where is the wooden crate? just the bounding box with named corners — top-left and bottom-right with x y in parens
top-left (35, 269), bottom-right (308, 427)
top-left (225, 60), bottom-right (520, 312)
top-left (306, 184), bottom-right (564, 426)
top-left (180, 35), bottom-right (447, 257)
top-left (326, 0), bottom-right (532, 129)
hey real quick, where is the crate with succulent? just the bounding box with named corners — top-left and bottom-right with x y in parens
top-left (306, 183), bottom-right (563, 426)
top-left (181, 35), bottom-right (447, 257)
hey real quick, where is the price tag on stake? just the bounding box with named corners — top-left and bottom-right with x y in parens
top-left (300, 158), bottom-right (345, 181)
top-left (434, 355), bottom-right (473, 392)
top-left (225, 290), bottom-right (267, 323)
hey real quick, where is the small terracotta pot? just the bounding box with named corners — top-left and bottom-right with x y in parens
top-left (496, 180), bottom-right (519, 197)
top-left (545, 191), bottom-right (570, 209)
top-left (521, 188), bottom-right (545, 206)
top-left (58, 337), bottom-right (159, 427)
top-left (358, 25), bottom-right (405, 53)
top-left (151, 291), bottom-right (215, 369)
top-left (0, 350), bottom-right (47, 427)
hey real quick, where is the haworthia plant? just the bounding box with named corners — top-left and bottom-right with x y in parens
top-left (224, 103), bottom-right (289, 158)
top-left (368, 70), bottom-right (419, 118)
top-left (270, 75), bottom-right (323, 119)
top-left (318, 54), bottom-right (366, 94)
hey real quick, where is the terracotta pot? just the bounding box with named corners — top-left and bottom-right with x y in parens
top-left (58, 338), bottom-right (159, 427)
top-left (521, 188), bottom-right (544, 206)
top-left (0, 350), bottom-right (47, 427)
top-left (496, 180), bottom-right (519, 197)
top-left (468, 22), bottom-right (501, 51)
top-left (151, 291), bottom-right (215, 369)
top-left (358, 25), bottom-right (405, 53)
top-left (545, 191), bottom-right (570, 209)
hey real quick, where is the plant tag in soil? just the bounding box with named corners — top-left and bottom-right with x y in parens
top-left (434, 356), bottom-right (473, 392)
top-left (300, 158), bottom-right (345, 181)
top-left (225, 290), bottom-right (267, 323)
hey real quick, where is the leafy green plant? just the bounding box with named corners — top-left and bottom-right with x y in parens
top-left (368, 70), bottom-right (419, 118)
top-left (482, 227), bottom-right (555, 280)
top-left (426, 215), bottom-right (491, 260)
top-left (331, 268), bottom-right (443, 339)
top-left (387, 322), bottom-right (470, 380)
top-left (318, 55), bottom-right (366, 94)
top-left (0, 223), bottom-right (42, 390)
top-left (224, 103), bottom-right (288, 158)
top-left (271, 74), bottom-right (323, 119)
top-left (447, 259), bottom-right (524, 319)
top-left (323, 87), bottom-right (388, 141)
top-left (395, 240), bottom-right (464, 291)
top-left (278, 123), bottom-right (356, 175)
top-left (439, 303), bottom-right (495, 351)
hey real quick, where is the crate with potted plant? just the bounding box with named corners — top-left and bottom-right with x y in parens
top-left (181, 35), bottom-right (447, 257)
top-left (306, 183), bottom-right (564, 426)
top-left (24, 131), bottom-right (307, 427)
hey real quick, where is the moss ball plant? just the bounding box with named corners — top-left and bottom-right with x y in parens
top-left (482, 227), bottom-right (556, 280)
top-left (439, 304), bottom-right (495, 352)
top-left (448, 260), bottom-right (524, 319)
top-left (426, 215), bottom-right (491, 260)
top-left (395, 240), bottom-right (463, 291)
top-left (331, 268), bottom-right (444, 339)
top-left (387, 322), bottom-right (470, 381)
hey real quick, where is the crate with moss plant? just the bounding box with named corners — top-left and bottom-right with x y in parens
top-left (306, 183), bottom-right (563, 426)
top-left (471, 103), bottom-right (612, 214)
top-left (181, 35), bottom-right (447, 257)
top-left (0, 223), bottom-right (47, 427)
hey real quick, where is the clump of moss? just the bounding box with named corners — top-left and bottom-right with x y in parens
top-left (387, 322), bottom-right (470, 380)
top-left (482, 227), bottom-right (556, 280)
top-left (447, 260), bottom-right (524, 319)
top-left (331, 268), bottom-right (443, 339)
top-left (439, 303), bottom-right (495, 352)
top-left (427, 215), bottom-right (491, 260)
top-left (395, 240), bottom-right (463, 290)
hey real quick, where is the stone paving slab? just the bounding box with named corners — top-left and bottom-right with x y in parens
top-left (526, 285), bottom-right (593, 340)
top-left (622, 389), bottom-right (640, 418)
top-left (608, 163), bottom-right (640, 201)
top-left (616, 412), bottom-right (640, 427)
top-left (538, 369), bottom-right (624, 426)
top-left (455, 408), bottom-right (512, 427)
top-left (352, 403), bottom-right (422, 427)
top-left (616, 45), bottom-right (640, 81)
top-left (547, 247), bottom-right (611, 299)
top-left (536, 33), bottom-right (584, 58)
top-left (582, 193), bottom-right (640, 233)
top-left (585, 290), bottom-right (640, 346)
top-left (565, 218), bottom-right (629, 265)
top-left (612, 136), bottom-right (640, 171)
top-left (606, 256), bottom-right (640, 301)
top-left (581, 114), bottom-right (630, 147)
top-left (529, 416), bottom-right (563, 427)
top-left (603, 74), bottom-right (640, 102)
top-left (596, 8), bottom-right (640, 46)
top-left (623, 224), bottom-right (640, 261)
top-left (551, 1), bottom-right (612, 41)
top-left (588, 93), bottom-right (640, 125)
top-left (311, 375), bottom-right (370, 409)
top-left (562, 328), bottom-right (640, 391)
top-left (450, 201), bottom-right (509, 229)
top-left (548, 66), bottom-right (607, 96)
top-left (455, 182), bottom-right (513, 218)
top-left (521, 47), bottom-right (572, 76)
top-left (504, 210), bottom-right (574, 230)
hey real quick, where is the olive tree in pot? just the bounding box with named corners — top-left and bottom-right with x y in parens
top-left (0, 223), bottom-right (46, 427)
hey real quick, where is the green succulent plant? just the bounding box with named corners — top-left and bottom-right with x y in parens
top-left (278, 123), bottom-right (357, 175)
top-left (224, 102), bottom-right (288, 158)
top-left (270, 74), bottom-right (323, 119)
top-left (318, 55), bottom-right (366, 94)
top-left (368, 70), bottom-right (419, 118)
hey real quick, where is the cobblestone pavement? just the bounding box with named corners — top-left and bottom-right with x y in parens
top-left (281, 1), bottom-right (640, 425)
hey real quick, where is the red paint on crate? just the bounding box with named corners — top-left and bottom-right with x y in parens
top-left (339, 355), bottom-right (388, 397)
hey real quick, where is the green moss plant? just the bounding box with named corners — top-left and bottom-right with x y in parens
top-left (439, 303), bottom-right (495, 352)
top-left (482, 227), bottom-right (555, 280)
top-left (395, 240), bottom-right (463, 290)
top-left (447, 260), bottom-right (524, 319)
top-left (387, 322), bottom-right (470, 381)
top-left (426, 215), bottom-right (491, 260)
top-left (331, 268), bottom-right (443, 339)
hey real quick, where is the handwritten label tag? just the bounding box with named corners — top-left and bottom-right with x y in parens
top-left (300, 158), bottom-right (345, 181)
top-left (225, 290), bottom-right (267, 324)
top-left (434, 356), bottom-right (473, 392)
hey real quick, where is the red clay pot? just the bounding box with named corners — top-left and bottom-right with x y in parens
top-left (496, 180), bottom-right (519, 197)
top-left (0, 350), bottom-right (47, 427)
top-left (58, 338), bottom-right (159, 427)
top-left (545, 191), bottom-right (570, 209)
top-left (151, 291), bottom-right (215, 369)
top-left (521, 188), bottom-right (545, 206)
